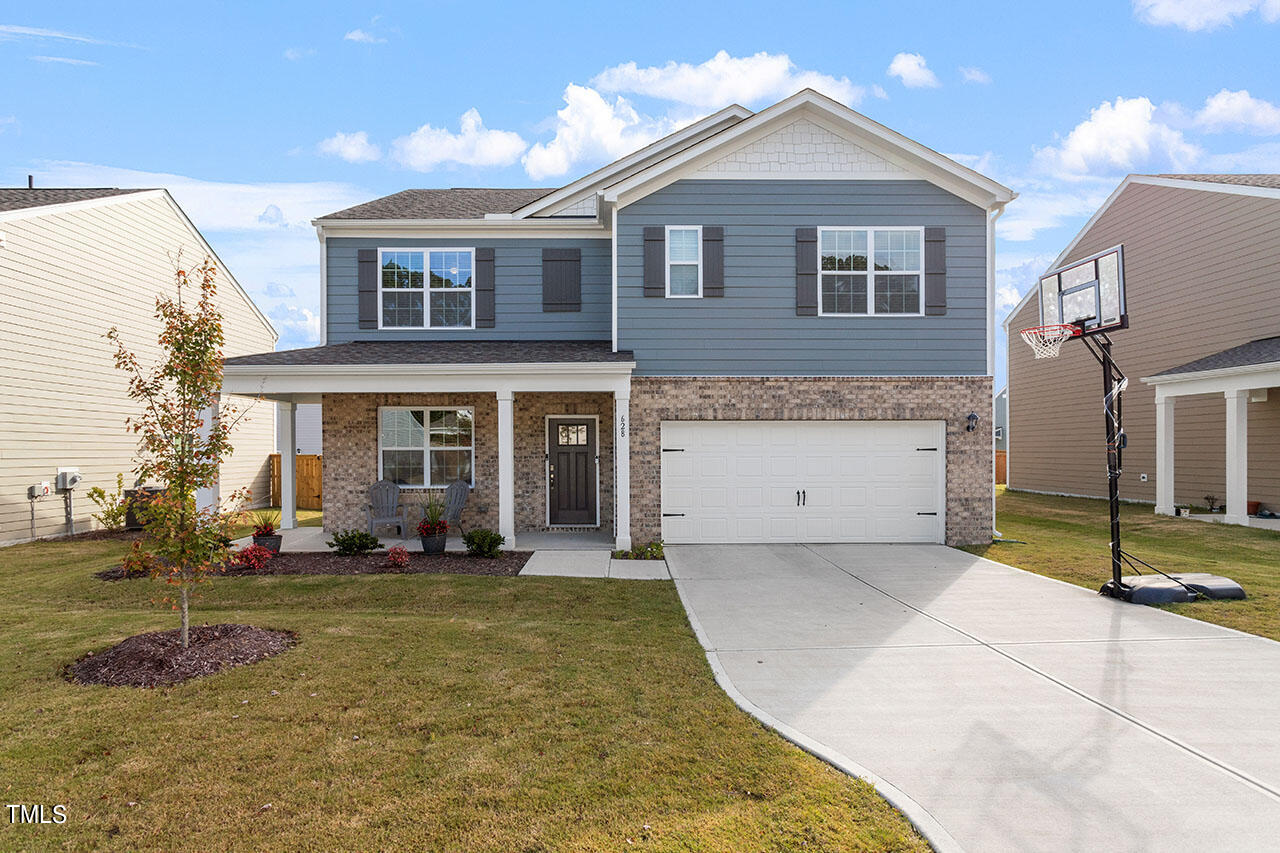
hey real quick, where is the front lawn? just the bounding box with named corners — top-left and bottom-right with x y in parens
top-left (963, 487), bottom-right (1280, 641)
top-left (0, 537), bottom-right (926, 852)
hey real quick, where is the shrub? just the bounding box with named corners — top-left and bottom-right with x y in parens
top-left (386, 546), bottom-right (410, 568)
top-left (86, 473), bottom-right (130, 532)
top-left (463, 528), bottom-right (504, 558)
top-left (235, 544), bottom-right (274, 572)
top-left (326, 529), bottom-right (382, 556)
top-left (250, 509), bottom-right (279, 536)
top-left (613, 540), bottom-right (664, 560)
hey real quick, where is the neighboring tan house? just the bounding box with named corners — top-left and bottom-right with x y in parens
top-left (224, 90), bottom-right (1015, 548)
top-left (1005, 174), bottom-right (1280, 525)
top-left (278, 403), bottom-right (322, 455)
top-left (0, 186), bottom-right (278, 544)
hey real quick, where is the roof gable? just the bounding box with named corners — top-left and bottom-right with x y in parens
top-left (0, 187), bottom-right (152, 213)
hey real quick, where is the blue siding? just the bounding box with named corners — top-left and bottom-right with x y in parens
top-left (617, 180), bottom-right (988, 376)
top-left (327, 237), bottom-right (611, 343)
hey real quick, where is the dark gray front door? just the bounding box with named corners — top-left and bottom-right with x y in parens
top-left (548, 418), bottom-right (597, 525)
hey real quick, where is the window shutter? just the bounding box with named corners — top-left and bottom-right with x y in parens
top-left (643, 226), bottom-right (665, 297)
top-left (924, 227), bottom-right (947, 316)
top-left (542, 248), bottom-right (581, 312)
top-left (475, 247), bottom-right (496, 328)
top-left (357, 249), bottom-right (378, 329)
top-left (795, 227), bottom-right (818, 316)
top-left (702, 227), bottom-right (724, 297)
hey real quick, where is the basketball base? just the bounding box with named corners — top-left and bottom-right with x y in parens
top-left (1101, 573), bottom-right (1247, 605)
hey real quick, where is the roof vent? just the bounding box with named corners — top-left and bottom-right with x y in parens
top-left (27, 175), bottom-right (33, 189)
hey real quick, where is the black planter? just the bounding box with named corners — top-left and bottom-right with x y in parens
top-left (420, 534), bottom-right (446, 555)
top-left (253, 534), bottom-right (283, 554)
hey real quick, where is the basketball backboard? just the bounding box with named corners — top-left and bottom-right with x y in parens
top-left (1038, 245), bottom-right (1127, 335)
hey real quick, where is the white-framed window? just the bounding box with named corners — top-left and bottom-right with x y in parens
top-left (994, 426), bottom-right (1004, 440)
top-left (378, 407), bottom-right (475, 488)
top-left (817, 227), bottom-right (924, 316)
top-left (665, 225), bottom-right (702, 298)
top-left (378, 248), bottom-right (475, 329)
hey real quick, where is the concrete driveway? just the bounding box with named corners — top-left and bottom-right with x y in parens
top-left (668, 544), bottom-right (1280, 853)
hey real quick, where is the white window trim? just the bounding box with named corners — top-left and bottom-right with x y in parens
top-left (377, 405), bottom-right (476, 489)
top-left (664, 225), bottom-right (703, 299)
top-left (816, 226), bottom-right (925, 317)
top-left (376, 247), bottom-right (477, 330)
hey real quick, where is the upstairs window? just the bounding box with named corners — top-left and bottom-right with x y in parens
top-left (379, 249), bottom-right (475, 328)
top-left (666, 226), bottom-right (702, 297)
top-left (819, 228), bottom-right (923, 316)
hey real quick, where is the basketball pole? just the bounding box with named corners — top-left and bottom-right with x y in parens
top-left (1079, 331), bottom-right (1127, 596)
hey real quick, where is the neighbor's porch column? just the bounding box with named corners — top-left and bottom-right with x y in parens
top-left (1224, 388), bottom-right (1250, 526)
top-left (1154, 392), bottom-right (1176, 516)
top-left (496, 389), bottom-right (516, 546)
top-left (279, 400), bottom-right (297, 530)
top-left (614, 388), bottom-right (632, 552)
top-left (195, 402), bottom-right (221, 513)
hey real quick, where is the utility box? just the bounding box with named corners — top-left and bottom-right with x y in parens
top-left (55, 468), bottom-right (83, 491)
top-left (27, 482), bottom-right (50, 500)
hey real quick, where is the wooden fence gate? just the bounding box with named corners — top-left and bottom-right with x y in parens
top-left (995, 450), bottom-right (1007, 485)
top-left (270, 454), bottom-right (323, 509)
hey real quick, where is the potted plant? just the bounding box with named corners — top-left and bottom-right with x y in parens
top-left (250, 509), bottom-right (283, 553)
top-left (417, 495), bottom-right (448, 555)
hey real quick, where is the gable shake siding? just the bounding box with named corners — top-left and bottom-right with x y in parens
top-left (326, 237), bottom-right (611, 343)
top-left (616, 179), bottom-right (988, 376)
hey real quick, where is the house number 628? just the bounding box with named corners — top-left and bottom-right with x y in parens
top-left (618, 414), bottom-right (627, 438)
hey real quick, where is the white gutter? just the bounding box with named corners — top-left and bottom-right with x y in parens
top-left (224, 360), bottom-right (636, 378)
top-left (987, 201), bottom-right (1008, 539)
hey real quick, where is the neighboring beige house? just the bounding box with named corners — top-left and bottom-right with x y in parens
top-left (1005, 174), bottom-right (1280, 524)
top-left (0, 186), bottom-right (278, 544)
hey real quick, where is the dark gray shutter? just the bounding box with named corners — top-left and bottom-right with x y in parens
top-left (542, 248), bottom-right (581, 312)
top-left (924, 227), bottom-right (946, 316)
top-left (475, 248), bottom-right (496, 328)
top-left (357, 248), bottom-right (378, 329)
top-left (795, 227), bottom-right (818, 316)
top-left (702, 227), bottom-right (724, 297)
top-left (643, 226), bottom-right (665, 297)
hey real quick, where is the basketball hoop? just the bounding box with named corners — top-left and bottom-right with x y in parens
top-left (1019, 323), bottom-right (1079, 359)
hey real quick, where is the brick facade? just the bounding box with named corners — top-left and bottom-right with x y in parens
top-left (626, 376), bottom-right (993, 547)
top-left (321, 391), bottom-right (614, 535)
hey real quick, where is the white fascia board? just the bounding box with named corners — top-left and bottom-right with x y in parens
top-left (604, 90), bottom-right (1016, 210)
top-left (0, 189), bottom-right (166, 223)
top-left (1142, 362), bottom-right (1280, 397)
top-left (223, 361), bottom-right (635, 397)
top-left (509, 105), bottom-right (754, 218)
top-left (313, 218), bottom-right (609, 239)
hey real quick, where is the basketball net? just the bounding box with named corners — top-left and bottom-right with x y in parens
top-left (1019, 323), bottom-right (1080, 359)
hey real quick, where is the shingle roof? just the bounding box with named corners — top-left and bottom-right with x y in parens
top-left (1154, 174), bottom-right (1280, 190)
top-left (0, 187), bottom-right (152, 213)
top-left (1155, 336), bottom-right (1280, 376)
top-left (318, 188), bottom-right (557, 221)
top-left (224, 340), bottom-right (635, 367)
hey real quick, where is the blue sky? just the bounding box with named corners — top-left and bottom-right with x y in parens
top-left (3, 1), bottom-right (1279, 387)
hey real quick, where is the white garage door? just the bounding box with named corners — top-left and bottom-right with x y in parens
top-left (660, 420), bottom-right (945, 544)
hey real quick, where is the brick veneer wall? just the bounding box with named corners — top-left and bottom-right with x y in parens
top-left (321, 391), bottom-right (615, 535)
top-left (627, 376), bottom-right (993, 547)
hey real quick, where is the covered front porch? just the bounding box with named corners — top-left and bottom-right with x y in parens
top-left (1143, 336), bottom-right (1280, 526)
top-left (223, 341), bottom-right (635, 550)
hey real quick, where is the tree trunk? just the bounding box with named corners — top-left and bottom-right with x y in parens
top-left (180, 584), bottom-right (190, 649)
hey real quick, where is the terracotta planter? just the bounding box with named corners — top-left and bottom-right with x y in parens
top-left (1248, 500), bottom-right (1261, 516)
top-left (420, 534), bottom-right (446, 555)
top-left (253, 534), bottom-right (283, 554)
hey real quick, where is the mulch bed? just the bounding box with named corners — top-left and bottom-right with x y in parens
top-left (96, 550), bottom-right (530, 581)
top-left (65, 624), bottom-right (296, 688)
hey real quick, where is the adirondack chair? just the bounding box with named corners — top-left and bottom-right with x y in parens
top-left (366, 479), bottom-right (410, 537)
top-left (443, 479), bottom-right (469, 536)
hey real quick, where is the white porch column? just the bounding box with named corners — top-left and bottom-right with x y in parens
top-left (1224, 388), bottom-right (1249, 526)
top-left (279, 401), bottom-right (297, 529)
top-left (614, 390), bottom-right (632, 551)
top-left (496, 390), bottom-right (515, 546)
top-left (1154, 393), bottom-right (1176, 516)
top-left (195, 402), bottom-right (220, 513)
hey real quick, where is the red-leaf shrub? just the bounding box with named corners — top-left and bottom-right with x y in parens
top-left (386, 546), bottom-right (410, 568)
top-left (235, 544), bottom-right (274, 572)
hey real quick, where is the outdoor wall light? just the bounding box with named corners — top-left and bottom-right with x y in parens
top-left (966, 412), bottom-right (980, 432)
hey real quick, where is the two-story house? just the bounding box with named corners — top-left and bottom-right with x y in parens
top-left (224, 90), bottom-right (1015, 549)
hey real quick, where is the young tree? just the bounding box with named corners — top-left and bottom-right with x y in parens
top-left (108, 256), bottom-right (250, 649)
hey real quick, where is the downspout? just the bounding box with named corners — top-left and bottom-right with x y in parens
top-left (987, 202), bottom-right (1007, 539)
top-left (609, 193), bottom-right (618, 352)
top-left (316, 224), bottom-right (328, 348)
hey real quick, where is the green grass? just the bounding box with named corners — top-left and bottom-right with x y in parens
top-left (962, 487), bottom-right (1280, 640)
top-left (0, 536), bottom-right (925, 852)
top-left (226, 507), bottom-right (323, 540)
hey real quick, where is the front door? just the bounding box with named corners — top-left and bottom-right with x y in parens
top-left (548, 418), bottom-right (597, 525)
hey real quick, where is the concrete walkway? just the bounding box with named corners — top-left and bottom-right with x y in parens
top-left (668, 544), bottom-right (1280, 853)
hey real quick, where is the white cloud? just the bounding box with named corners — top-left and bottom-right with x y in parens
top-left (1194, 88), bottom-right (1280, 134)
top-left (995, 253), bottom-right (1057, 315)
top-left (0, 116), bottom-right (16, 133)
top-left (257, 204), bottom-right (286, 226)
top-left (960, 66), bottom-right (991, 84)
top-left (391, 109), bottom-right (526, 172)
top-left (318, 130), bottom-right (382, 163)
top-left (263, 282), bottom-right (295, 298)
top-left (522, 85), bottom-right (678, 181)
top-left (1132, 0), bottom-right (1280, 30)
top-left (1032, 96), bottom-right (1201, 179)
top-left (947, 150), bottom-right (999, 175)
top-left (998, 185), bottom-right (1113, 242)
top-left (343, 28), bottom-right (385, 44)
top-left (283, 47), bottom-right (313, 61)
top-left (0, 24), bottom-right (109, 44)
top-left (31, 55), bottom-right (98, 66)
top-left (887, 53), bottom-right (940, 88)
top-left (591, 50), bottom-right (870, 108)
top-left (267, 304), bottom-right (322, 349)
